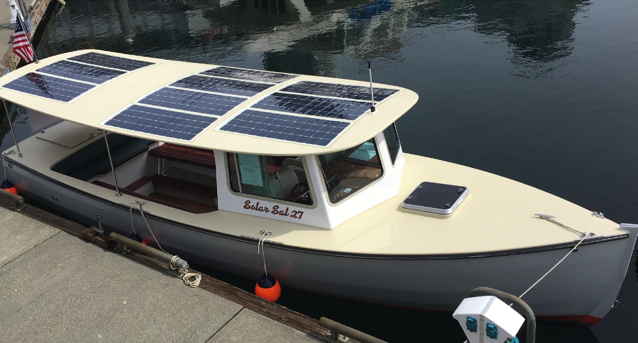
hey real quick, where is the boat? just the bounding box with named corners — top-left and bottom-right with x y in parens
top-left (1, 50), bottom-right (636, 324)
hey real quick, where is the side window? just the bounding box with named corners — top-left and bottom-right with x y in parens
top-left (227, 153), bottom-right (313, 205)
top-left (319, 139), bottom-right (383, 203)
top-left (384, 123), bottom-right (401, 164)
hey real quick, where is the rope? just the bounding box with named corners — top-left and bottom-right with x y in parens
top-left (169, 255), bottom-right (201, 288)
top-left (458, 218), bottom-right (591, 343)
top-left (136, 201), bottom-right (166, 252)
top-left (0, 154), bottom-right (6, 182)
top-left (257, 230), bottom-right (272, 276)
top-left (181, 272), bottom-right (202, 288)
top-left (519, 232), bottom-right (592, 299)
top-left (128, 205), bottom-right (139, 237)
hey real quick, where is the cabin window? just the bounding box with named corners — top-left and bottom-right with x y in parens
top-left (227, 153), bottom-right (313, 205)
top-left (384, 123), bottom-right (401, 164)
top-left (319, 139), bottom-right (383, 203)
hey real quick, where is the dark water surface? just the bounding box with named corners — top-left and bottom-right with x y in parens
top-left (2, 0), bottom-right (638, 341)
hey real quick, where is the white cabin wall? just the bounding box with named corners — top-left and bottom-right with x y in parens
top-left (215, 150), bottom-right (332, 228)
top-left (213, 131), bottom-right (406, 230)
top-left (319, 132), bottom-right (405, 228)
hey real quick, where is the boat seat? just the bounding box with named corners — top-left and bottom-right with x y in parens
top-left (93, 175), bottom-right (217, 213)
top-left (149, 143), bottom-right (215, 169)
top-left (52, 134), bottom-right (153, 181)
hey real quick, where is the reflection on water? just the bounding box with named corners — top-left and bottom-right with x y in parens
top-left (3, 0), bottom-right (638, 341)
top-left (36, 0), bottom-right (587, 75)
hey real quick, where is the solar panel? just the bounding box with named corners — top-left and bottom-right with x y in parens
top-left (140, 87), bottom-right (244, 115)
top-left (37, 60), bottom-right (125, 84)
top-left (282, 81), bottom-right (397, 101)
top-left (172, 75), bottom-right (271, 97)
top-left (69, 52), bottom-right (153, 71)
top-left (105, 105), bottom-right (216, 140)
top-left (253, 93), bottom-right (371, 120)
top-left (201, 67), bottom-right (295, 83)
top-left (3, 72), bottom-right (94, 102)
top-left (221, 110), bottom-right (349, 146)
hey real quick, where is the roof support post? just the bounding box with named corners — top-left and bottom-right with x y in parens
top-left (103, 132), bottom-right (122, 196)
top-left (2, 99), bottom-right (23, 158)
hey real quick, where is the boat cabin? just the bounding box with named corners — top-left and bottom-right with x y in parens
top-left (0, 50), bottom-right (417, 229)
top-left (45, 122), bottom-right (402, 228)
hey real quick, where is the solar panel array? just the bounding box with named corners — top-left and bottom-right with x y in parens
top-left (106, 105), bottom-right (216, 140)
top-left (221, 110), bottom-right (349, 146)
top-left (69, 52), bottom-right (153, 71)
top-left (2, 52), bottom-right (154, 102)
top-left (140, 88), bottom-right (244, 116)
top-left (201, 67), bottom-right (294, 83)
top-left (113, 65), bottom-right (291, 140)
top-left (3, 73), bottom-right (94, 102)
top-left (253, 92), bottom-right (371, 120)
top-left (3, 51), bottom-right (401, 146)
top-left (172, 75), bottom-right (271, 97)
top-left (37, 60), bottom-right (125, 84)
top-left (282, 81), bottom-right (397, 101)
top-left (219, 76), bottom-right (400, 146)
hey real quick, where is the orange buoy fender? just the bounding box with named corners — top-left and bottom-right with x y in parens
top-left (255, 274), bottom-right (281, 302)
top-left (1, 180), bottom-right (17, 195)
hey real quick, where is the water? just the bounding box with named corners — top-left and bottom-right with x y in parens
top-left (2, 0), bottom-right (638, 341)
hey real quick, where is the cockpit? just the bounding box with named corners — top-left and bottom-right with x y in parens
top-left (50, 123), bottom-right (403, 228)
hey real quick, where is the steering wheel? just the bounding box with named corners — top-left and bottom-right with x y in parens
top-left (289, 182), bottom-right (311, 204)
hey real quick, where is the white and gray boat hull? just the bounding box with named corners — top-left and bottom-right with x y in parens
top-left (6, 160), bottom-right (637, 324)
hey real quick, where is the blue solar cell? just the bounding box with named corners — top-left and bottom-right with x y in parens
top-left (221, 110), bottom-right (349, 146)
top-left (105, 105), bottom-right (216, 140)
top-left (3, 72), bottom-right (94, 102)
top-left (37, 60), bottom-right (125, 84)
top-left (69, 52), bottom-right (153, 71)
top-left (253, 93), bottom-right (371, 120)
top-left (172, 75), bottom-right (271, 97)
top-left (140, 87), bottom-right (244, 115)
top-left (201, 67), bottom-right (295, 83)
top-left (282, 81), bottom-right (397, 101)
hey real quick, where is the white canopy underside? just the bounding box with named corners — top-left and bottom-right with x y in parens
top-left (0, 49), bottom-right (418, 155)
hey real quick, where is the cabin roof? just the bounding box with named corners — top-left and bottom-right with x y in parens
top-left (0, 49), bottom-right (418, 155)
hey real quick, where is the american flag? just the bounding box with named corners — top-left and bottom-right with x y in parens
top-left (12, 15), bottom-right (35, 63)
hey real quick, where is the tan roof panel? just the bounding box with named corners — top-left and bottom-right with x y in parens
top-left (0, 49), bottom-right (418, 155)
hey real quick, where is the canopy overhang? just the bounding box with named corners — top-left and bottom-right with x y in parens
top-left (0, 49), bottom-right (419, 155)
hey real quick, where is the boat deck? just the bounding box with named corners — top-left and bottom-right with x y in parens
top-left (5, 121), bottom-right (624, 255)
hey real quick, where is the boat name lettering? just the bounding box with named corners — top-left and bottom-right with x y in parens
top-left (242, 200), bottom-right (304, 219)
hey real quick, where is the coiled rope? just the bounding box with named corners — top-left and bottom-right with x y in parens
top-left (133, 201), bottom-right (201, 287)
top-left (170, 255), bottom-right (202, 288)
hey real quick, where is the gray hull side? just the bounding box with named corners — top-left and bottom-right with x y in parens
top-left (7, 162), bottom-right (637, 320)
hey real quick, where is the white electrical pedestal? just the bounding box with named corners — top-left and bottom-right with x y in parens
top-left (453, 295), bottom-right (525, 343)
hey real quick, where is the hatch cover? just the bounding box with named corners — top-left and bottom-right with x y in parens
top-left (402, 182), bottom-right (468, 215)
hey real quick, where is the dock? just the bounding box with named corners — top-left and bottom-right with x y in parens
top-left (0, 200), bottom-right (329, 343)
